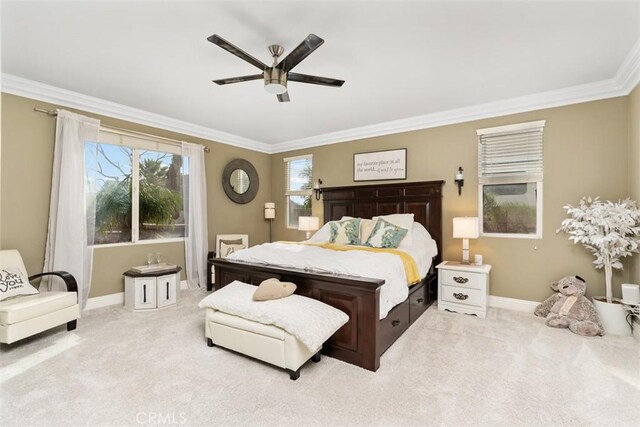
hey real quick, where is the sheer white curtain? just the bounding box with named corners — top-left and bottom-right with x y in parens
top-left (43, 110), bottom-right (99, 309)
top-left (182, 142), bottom-right (209, 288)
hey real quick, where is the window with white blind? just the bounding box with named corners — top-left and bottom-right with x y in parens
top-left (477, 120), bottom-right (545, 238)
top-left (284, 154), bottom-right (312, 229)
top-left (85, 131), bottom-right (188, 245)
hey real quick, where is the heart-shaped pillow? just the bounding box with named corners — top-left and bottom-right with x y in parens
top-left (253, 278), bottom-right (297, 301)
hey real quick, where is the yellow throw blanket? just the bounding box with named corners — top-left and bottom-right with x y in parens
top-left (279, 241), bottom-right (421, 285)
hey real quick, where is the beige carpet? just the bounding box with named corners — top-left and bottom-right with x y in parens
top-left (1, 289), bottom-right (639, 426)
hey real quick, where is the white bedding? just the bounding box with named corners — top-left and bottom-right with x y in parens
top-left (198, 281), bottom-right (349, 352)
top-left (226, 241), bottom-right (435, 319)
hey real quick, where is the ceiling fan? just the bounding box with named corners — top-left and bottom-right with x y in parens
top-left (207, 34), bottom-right (345, 102)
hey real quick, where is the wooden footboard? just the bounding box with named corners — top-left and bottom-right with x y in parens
top-left (210, 258), bottom-right (384, 371)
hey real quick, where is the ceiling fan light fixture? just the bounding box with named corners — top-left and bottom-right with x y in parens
top-left (264, 68), bottom-right (288, 95)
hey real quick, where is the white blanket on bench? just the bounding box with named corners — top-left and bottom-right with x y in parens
top-left (198, 281), bottom-right (349, 352)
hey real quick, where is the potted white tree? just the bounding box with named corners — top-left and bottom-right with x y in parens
top-left (557, 197), bottom-right (640, 335)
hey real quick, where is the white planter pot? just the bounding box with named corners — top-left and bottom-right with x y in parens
top-left (592, 297), bottom-right (631, 336)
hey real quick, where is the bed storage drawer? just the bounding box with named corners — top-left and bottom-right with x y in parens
top-left (379, 300), bottom-right (409, 354)
top-left (409, 282), bottom-right (428, 323)
top-left (440, 285), bottom-right (483, 307)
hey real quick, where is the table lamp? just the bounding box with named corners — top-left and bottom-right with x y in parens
top-left (298, 216), bottom-right (320, 239)
top-left (453, 217), bottom-right (479, 264)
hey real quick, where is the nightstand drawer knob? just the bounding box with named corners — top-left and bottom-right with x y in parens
top-left (392, 320), bottom-right (401, 327)
top-left (453, 276), bottom-right (469, 284)
top-left (453, 292), bottom-right (468, 301)
top-left (417, 298), bottom-right (424, 303)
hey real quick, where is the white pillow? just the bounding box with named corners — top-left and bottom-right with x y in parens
top-left (306, 222), bottom-right (332, 242)
top-left (398, 222), bottom-right (437, 255)
top-left (0, 267), bottom-right (39, 301)
top-left (372, 213), bottom-right (414, 245)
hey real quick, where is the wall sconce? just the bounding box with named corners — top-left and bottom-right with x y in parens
top-left (264, 202), bottom-right (275, 242)
top-left (454, 167), bottom-right (464, 196)
top-left (314, 179), bottom-right (323, 200)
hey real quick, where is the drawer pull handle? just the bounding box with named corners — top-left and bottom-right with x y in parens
top-left (143, 284), bottom-right (147, 303)
top-left (417, 298), bottom-right (424, 303)
top-left (454, 276), bottom-right (469, 284)
top-left (453, 292), bottom-right (468, 301)
top-left (166, 283), bottom-right (170, 300)
top-left (392, 320), bottom-right (401, 327)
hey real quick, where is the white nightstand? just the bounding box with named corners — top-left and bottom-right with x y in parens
top-left (436, 261), bottom-right (492, 318)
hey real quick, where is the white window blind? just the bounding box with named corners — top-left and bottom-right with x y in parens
top-left (477, 120), bottom-right (545, 185)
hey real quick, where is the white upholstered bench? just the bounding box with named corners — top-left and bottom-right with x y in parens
top-left (204, 309), bottom-right (320, 380)
top-left (199, 281), bottom-right (348, 380)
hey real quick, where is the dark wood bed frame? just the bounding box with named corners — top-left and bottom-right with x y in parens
top-left (209, 180), bottom-right (444, 371)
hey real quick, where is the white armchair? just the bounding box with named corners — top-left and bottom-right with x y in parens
top-left (0, 250), bottom-right (80, 344)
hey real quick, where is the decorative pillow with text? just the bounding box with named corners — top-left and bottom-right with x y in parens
top-left (0, 267), bottom-right (39, 301)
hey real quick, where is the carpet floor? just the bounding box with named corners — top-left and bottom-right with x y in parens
top-left (1, 289), bottom-right (639, 426)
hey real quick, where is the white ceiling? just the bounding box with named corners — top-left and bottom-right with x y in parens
top-left (2, 1), bottom-right (639, 150)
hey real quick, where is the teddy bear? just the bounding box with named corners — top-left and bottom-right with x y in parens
top-left (534, 275), bottom-right (604, 336)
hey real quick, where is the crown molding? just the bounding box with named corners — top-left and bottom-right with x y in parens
top-left (615, 38), bottom-right (640, 94)
top-left (270, 77), bottom-right (626, 153)
top-left (3, 36), bottom-right (640, 155)
top-left (0, 73), bottom-right (271, 154)
top-left (272, 37), bottom-right (640, 154)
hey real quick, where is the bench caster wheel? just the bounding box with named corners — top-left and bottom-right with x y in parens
top-left (311, 352), bottom-right (321, 363)
top-left (207, 338), bottom-right (215, 347)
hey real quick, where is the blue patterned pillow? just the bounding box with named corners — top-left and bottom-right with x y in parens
top-left (364, 218), bottom-right (408, 249)
top-left (329, 218), bottom-right (361, 245)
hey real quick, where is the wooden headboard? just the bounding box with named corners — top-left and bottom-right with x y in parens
top-left (322, 180), bottom-right (445, 265)
top-left (322, 181), bottom-right (444, 263)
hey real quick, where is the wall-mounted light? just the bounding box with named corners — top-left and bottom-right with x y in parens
top-left (454, 167), bottom-right (464, 196)
top-left (314, 179), bottom-right (323, 200)
top-left (264, 202), bottom-right (275, 242)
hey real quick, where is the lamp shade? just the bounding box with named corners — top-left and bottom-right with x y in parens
top-left (298, 216), bottom-right (320, 232)
top-left (453, 217), bottom-right (479, 239)
top-left (264, 202), bottom-right (275, 219)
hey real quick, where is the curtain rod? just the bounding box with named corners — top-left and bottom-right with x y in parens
top-left (33, 107), bottom-right (210, 153)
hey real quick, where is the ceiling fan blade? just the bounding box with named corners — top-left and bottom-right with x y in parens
top-left (277, 92), bottom-right (290, 102)
top-left (207, 34), bottom-right (268, 71)
top-left (212, 74), bottom-right (263, 85)
top-left (276, 34), bottom-right (324, 72)
top-left (288, 73), bottom-right (345, 87)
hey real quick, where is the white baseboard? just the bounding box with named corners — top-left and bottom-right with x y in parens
top-left (84, 292), bottom-right (124, 310)
top-left (488, 295), bottom-right (539, 313)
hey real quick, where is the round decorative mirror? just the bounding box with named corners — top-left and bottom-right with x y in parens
top-left (230, 169), bottom-right (249, 194)
top-left (222, 159), bottom-right (259, 204)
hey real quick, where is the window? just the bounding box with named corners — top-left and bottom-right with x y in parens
top-left (284, 154), bottom-right (312, 229)
top-left (85, 131), bottom-right (187, 245)
top-left (477, 120), bottom-right (545, 238)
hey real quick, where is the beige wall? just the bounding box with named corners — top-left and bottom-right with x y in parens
top-left (629, 84), bottom-right (640, 285)
top-left (0, 93), bottom-right (271, 297)
top-left (271, 97), bottom-right (631, 302)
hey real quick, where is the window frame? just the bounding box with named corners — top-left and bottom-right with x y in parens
top-left (476, 120), bottom-right (545, 239)
top-left (88, 129), bottom-right (186, 247)
top-left (283, 154), bottom-right (313, 230)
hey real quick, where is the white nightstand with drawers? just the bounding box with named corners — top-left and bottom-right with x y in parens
top-left (436, 261), bottom-right (492, 318)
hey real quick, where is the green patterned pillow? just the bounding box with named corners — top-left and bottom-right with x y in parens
top-left (329, 218), bottom-right (361, 245)
top-left (364, 218), bottom-right (408, 249)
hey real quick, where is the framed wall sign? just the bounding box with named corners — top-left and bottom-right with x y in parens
top-left (353, 148), bottom-right (407, 181)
